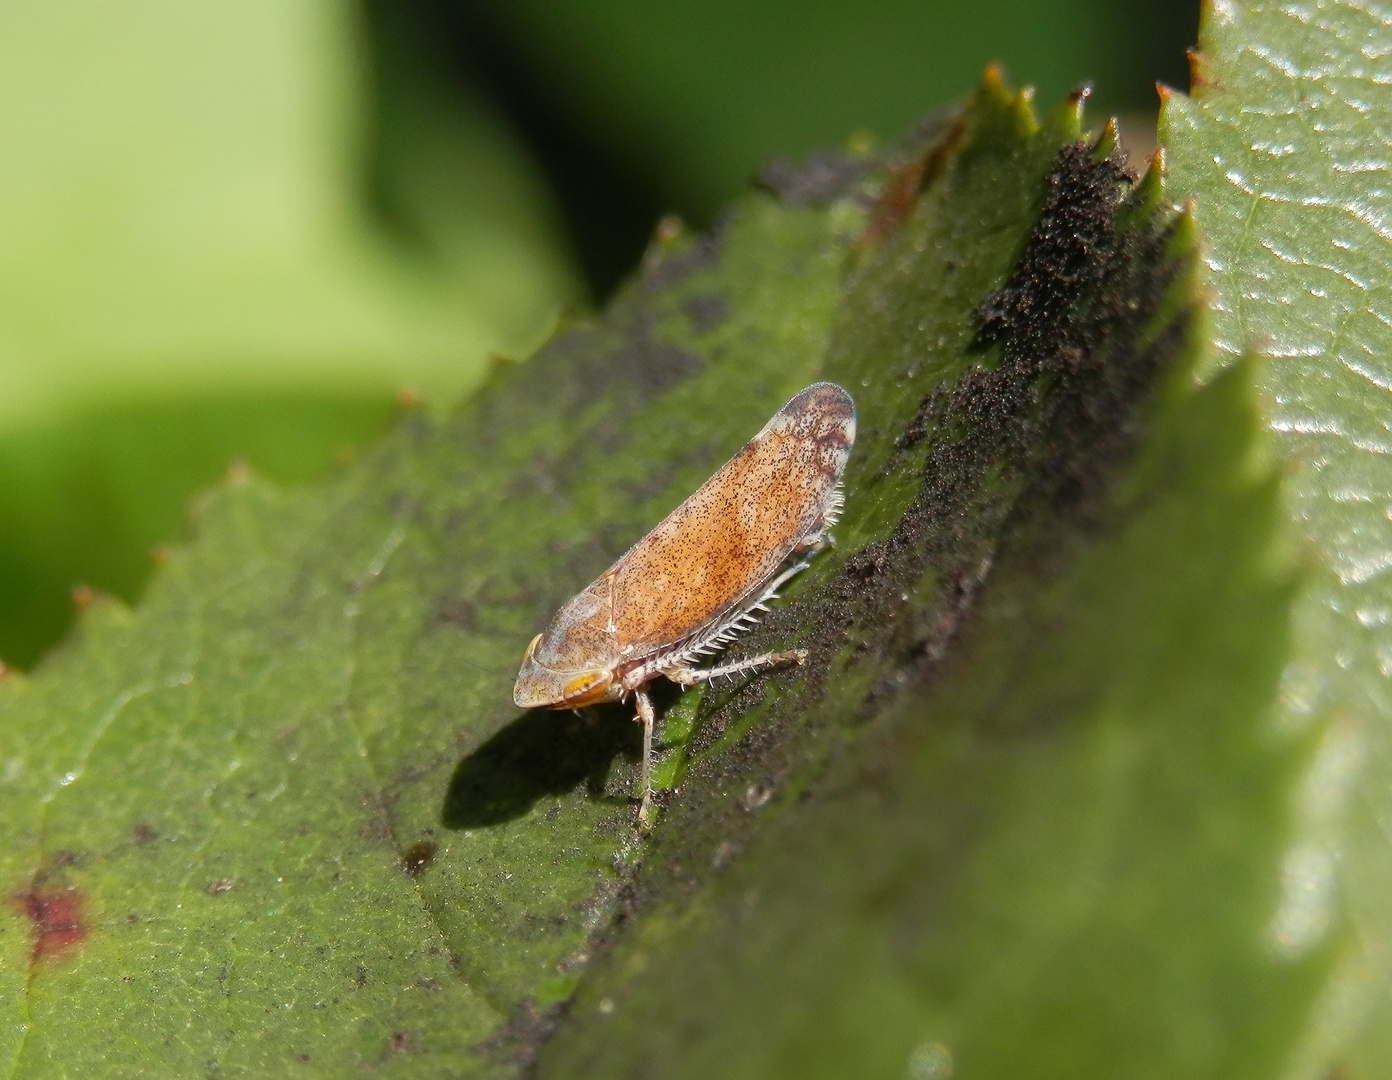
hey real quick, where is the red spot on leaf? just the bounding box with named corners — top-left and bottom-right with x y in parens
top-left (12, 885), bottom-right (87, 965)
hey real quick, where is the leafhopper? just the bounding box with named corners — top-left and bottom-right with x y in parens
top-left (514, 382), bottom-right (855, 821)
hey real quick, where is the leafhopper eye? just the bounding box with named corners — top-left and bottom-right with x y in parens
top-left (563, 673), bottom-right (607, 700)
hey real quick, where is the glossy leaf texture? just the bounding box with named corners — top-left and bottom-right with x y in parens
top-left (0, 71), bottom-right (1330, 1080)
top-left (1165, 2), bottom-right (1392, 1076)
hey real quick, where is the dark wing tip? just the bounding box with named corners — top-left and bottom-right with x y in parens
top-left (786, 381), bottom-right (855, 422)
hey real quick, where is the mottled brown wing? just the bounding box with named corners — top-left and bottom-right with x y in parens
top-left (609, 382), bottom-right (855, 658)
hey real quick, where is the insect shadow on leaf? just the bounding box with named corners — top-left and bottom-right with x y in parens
top-left (440, 703), bottom-right (645, 827)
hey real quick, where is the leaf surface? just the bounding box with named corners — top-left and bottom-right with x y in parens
top-left (0, 66), bottom-right (1337, 1080)
top-left (1166, 2), bottom-right (1392, 1075)
top-left (0, 120), bottom-right (853, 1076)
top-left (538, 89), bottom-right (1326, 1080)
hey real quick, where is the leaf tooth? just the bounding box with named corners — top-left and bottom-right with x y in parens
top-left (1090, 117), bottom-right (1121, 163)
top-left (1136, 147), bottom-right (1167, 212)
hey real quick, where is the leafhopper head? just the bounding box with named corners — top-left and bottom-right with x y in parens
top-left (513, 629), bottom-right (620, 710)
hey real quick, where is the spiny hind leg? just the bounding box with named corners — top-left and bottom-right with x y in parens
top-left (633, 687), bottom-right (656, 825)
top-left (795, 483), bottom-right (844, 554)
top-left (664, 648), bottom-right (807, 687)
top-left (690, 528), bottom-right (836, 661)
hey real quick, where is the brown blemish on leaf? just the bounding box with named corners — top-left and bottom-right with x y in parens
top-left (399, 841), bottom-right (437, 878)
top-left (12, 883), bottom-right (88, 965)
top-left (1186, 48), bottom-right (1209, 94)
top-left (205, 879), bottom-right (237, 895)
top-left (860, 151), bottom-right (930, 246)
top-left (859, 115), bottom-right (966, 247)
top-left (435, 598), bottom-right (477, 630)
top-left (471, 997), bottom-right (564, 1072)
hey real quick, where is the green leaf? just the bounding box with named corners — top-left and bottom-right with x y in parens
top-left (0, 65), bottom-right (1328, 1079)
top-left (0, 394), bottom-right (398, 669)
top-left (537, 98), bottom-right (1326, 1079)
top-left (0, 118), bottom-right (854, 1075)
top-left (1164, 3), bottom-right (1392, 1075)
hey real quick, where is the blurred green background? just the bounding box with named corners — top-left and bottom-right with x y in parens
top-left (0, 0), bottom-right (1197, 668)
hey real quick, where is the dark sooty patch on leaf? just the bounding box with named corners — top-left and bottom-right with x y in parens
top-left (814, 140), bottom-right (1186, 709)
top-left (681, 293), bottom-right (730, 334)
top-left (619, 136), bottom-right (1195, 924)
top-left (472, 997), bottom-right (565, 1073)
top-left (757, 150), bottom-right (875, 207)
top-left (639, 226), bottom-right (725, 294)
top-left (606, 310), bottom-right (706, 402)
top-left (441, 707), bottom-right (641, 828)
top-left (756, 107), bottom-right (959, 212)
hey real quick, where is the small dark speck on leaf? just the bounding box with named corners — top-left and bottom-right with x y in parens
top-left (131, 821), bottom-right (159, 845)
top-left (47, 850), bottom-right (79, 871)
top-left (757, 150), bottom-right (871, 206)
top-left (436, 598), bottom-right (476, 630)
top-left (400, 841), bottom-right (437, 878)
top-left (387, 1032), bottom-right (415, 1055)
top-left (205, 879), bottom-right (236, 895)
top-left (681, 293), bottom-right (729, 333)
